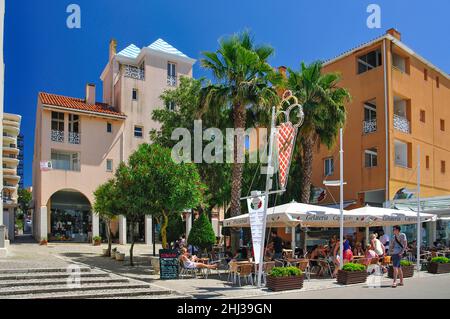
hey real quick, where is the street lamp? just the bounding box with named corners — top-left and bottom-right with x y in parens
top-left (323, 128), bottom-right (345, 269)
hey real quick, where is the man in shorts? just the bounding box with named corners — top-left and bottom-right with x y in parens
top-left (389, 225), bottom-right (407, 288)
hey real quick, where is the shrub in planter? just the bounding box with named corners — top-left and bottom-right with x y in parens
top-left (337, 263), bottom-right (368, 285)
top-left (428, 257), bottom-right (450, 274)
top-left (93, 236), bottom-right (102, 246)
top-left (266, 266), bottom-right (304, 292)
top-left (39, 238), bottom-right (48, 246)
top-left (388, 260), bottom-right (415, 278)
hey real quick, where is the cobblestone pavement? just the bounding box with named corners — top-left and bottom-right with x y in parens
top-left (2, 242), bottom-right (449, 299)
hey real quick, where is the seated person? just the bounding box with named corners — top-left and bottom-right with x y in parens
top-left (353, 242), bottom-right (365, 256)
top-left (180, 248), bottom-right (217, 270)
top-left (363, 244), bottom-right (379, 266)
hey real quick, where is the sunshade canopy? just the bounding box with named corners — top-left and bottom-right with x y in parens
top-left (222, 202), bottom-right (437, 228)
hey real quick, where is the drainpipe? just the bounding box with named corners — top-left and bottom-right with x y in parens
top-left (383, 39), bottom-right (390, 204)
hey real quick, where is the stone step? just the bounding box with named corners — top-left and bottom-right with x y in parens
top-left (0, 282), bottom-right (153, 296)
top-left (2, 287), bottom-right (176, 299)
top-left (0, 277), bottom-right (129, 288)
top-left (0, 267), bottom-right (92, 274)
top-left (0, 271), bottom-right (110, 281)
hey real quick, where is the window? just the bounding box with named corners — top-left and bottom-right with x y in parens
top-left (166, 101), bottom-right (176, 111)
top-left (51, 150), bottom-right (80, 171)
top-left (167, 62), bottom-right (177, 86)
top-left (436, 76), bottom-right (440, 88)
top-left (424, 69), bottom-right (428, 81)
top-left (394, 140), bottom-right (409, 167)
top-left (132, 89), bottom-right (138, 101)
top-left (364, 148), bottom-right (378, 168)
top-left (357, 49), bottom-right (382, 74)
top-left (134, 126), bottom-right (143, 138)
top-left (106, 159), bottom-right (113, 172)
top-left (426, 156), bottom-right (430, 169)
top-left (441, 119), bottom-right (445, 131)
top-left (324, 158), bottom-right (334, 176)
top-left (51, 111), bottom-right (64, 131)
top-left (420, 110), bottom-right (426, 123)
top-left (392, 53), bottom-right (408, 73)
top-left (441, 161), bottom-right (446, 174)
top-left (68, 114), bottom-right (80, 144)
top-left (107, 122), bottom-right (112, 133)
top-left (363, 100), bottom-right (377, 133)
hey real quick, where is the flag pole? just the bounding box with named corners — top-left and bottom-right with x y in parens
top-left (257, 106), bottom-right (276, 288)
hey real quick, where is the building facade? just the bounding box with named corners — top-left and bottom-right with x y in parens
top-left (17, 133), bottom-right (23, 189)
top-left (0, 0), bottom-right (5, 253)
top-left (310, 29), bottom-right (450, 245)
top-left (32, 38), bottom-right (196, 243)
top-left (2, 113), bottom-right (21, 241)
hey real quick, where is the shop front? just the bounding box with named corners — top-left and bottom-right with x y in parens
top-left (49, 190), bottom-right (92, 242)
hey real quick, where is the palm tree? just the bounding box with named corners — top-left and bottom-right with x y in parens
top-left (200, 31), bottom-right (280, 253)
top-left (287, 62), bottom-right (350, 204)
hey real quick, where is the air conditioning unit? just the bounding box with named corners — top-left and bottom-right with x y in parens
top-left (40, 161), bottom-right (53, 171)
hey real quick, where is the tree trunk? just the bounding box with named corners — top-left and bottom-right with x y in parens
top-left (230, 102), bottom-right (246, 254)
top-left (161, 210), bottom-right (169, 249)
top-left (129, 221), bottom-right (135, 266)
top-left (106, 220), bottom-right (112, 257)
top-left (300, 133), bottom-right (314, 204)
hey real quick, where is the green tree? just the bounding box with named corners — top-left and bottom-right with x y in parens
top-left (200, 30), bottom-right (280, 253)
top-left (127, 143), bottom-right (205, 250)
top-left (18, 188), bottom-right (32, 214)
top-left (286, 62), bottom-right (350, 203)
top-left (93, 180), bottom-right (118, 256)
top-left (159, 213), bottom-right (184, 248)
top-left (188, 213), bottom-right (216, 254)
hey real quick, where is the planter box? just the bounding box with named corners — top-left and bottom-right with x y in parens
top-left (428, 262), bottom-right (450, 274)
top-left (266, 275), bottom-right (304, 292)
top-left (102, 248), bottom-right (110, 257)
top-left (115, 253), bottom-right (125, 261)
top-left (110, 251), bottom-right (117, 259)
top-left (150, 256), bottom-right (160, 275)
top-left (388, 265), bottom-right (414, 278)
top-left (337, 270), bottom-right (368, 285)
top-left (93, 241), bottom-right (101, 246)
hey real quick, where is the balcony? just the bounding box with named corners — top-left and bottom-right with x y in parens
top-left (167, 75), bottom-right (177, 86)
top-left (393, 114), bottom-right (410, 134)
top-left (363, 119), bottom-right (377, 134)
top-left (124, 65), bottom-right (145, 80)
top-left (51, 130), bottom-right (64, 143)
top-left (68, 132), bottom-right (81, 144)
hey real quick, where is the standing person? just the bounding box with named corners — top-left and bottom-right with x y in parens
top-left (389, 225), bottom-right (407, 288)
top-left (271, 230), bottom-right (283, 260)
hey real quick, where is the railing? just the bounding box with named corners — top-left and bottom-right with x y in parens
top-left (51, 130), bottom-right (64, 143)
top-left (167, 75), bottom-right (177, 86)
top-left (124, 65), bottom-right (145, 80)
top-left (393, 114), bottom-right (410, 133)
top-left (363, 119), bottom-right (377, 134)
top-left (68, 131), bottom-right (81, 144)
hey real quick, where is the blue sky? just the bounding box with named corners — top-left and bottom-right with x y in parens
top-left (4, 0), bottom-right (450, 187)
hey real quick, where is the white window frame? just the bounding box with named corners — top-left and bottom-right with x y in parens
top-left (364, 102), bottom-right (377, 122)
top-left (324, 157), bottom-right (334, 176)
top-left (106, 159), bottom-right (113, 172)
top-left (364, 148), bottom-right (378, 168)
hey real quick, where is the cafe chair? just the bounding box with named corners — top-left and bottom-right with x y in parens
top-left (236, 264), bottom-right (254, 287)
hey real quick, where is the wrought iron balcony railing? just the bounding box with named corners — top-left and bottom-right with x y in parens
top-left (393, 114), bottom-right (410, 134)
top-left (167, 75), bottom-right (177, 86)
top-left (51, 130), bottom-right (64, 143)
top-left (68, 132), bottom-right (81, 144)
top-left (124, 65), bottom-right (145, 80)
top-left (363, 119), bottom-right (377, 134)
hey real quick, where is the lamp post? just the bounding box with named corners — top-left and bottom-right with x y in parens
top-left (323, 128), bottom-right (345, 269)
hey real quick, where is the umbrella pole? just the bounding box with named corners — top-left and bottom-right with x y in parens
top-left (417, 146), bottom-right (421, 271)
top-left (339, 128), bottom-right (344, 270)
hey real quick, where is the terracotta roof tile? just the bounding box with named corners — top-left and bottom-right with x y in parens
top-left (39, 92), bottom-right (126, 118)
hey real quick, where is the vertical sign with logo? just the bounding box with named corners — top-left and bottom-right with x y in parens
top-left (247, 195), bottom-right (265, 265)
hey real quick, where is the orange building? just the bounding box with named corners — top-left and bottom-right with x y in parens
top-left (309, 29), bottom-right (450, 245)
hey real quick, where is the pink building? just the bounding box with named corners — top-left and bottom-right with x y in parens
top-left (32, 39), bottom-right (196, 243)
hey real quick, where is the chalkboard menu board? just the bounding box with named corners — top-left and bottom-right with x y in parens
top-left (159, 249), bottom-right (179, 280)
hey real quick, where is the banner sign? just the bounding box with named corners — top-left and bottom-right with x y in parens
top-left (247, 195), bottom-right (266, 265)
top-left (276, 122), bottom-right (296, 189)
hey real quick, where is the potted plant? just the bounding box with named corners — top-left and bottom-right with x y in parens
top-left (266, 266), bottom-right (304, 292)
top-left (92, 235), bottom-right (102, 246)
top-left (428, 257), bottom-right (450, 274)
top-left (39, 238), bottom-right (48, 246)
top-left (337, 263), bottom-right (368, 285)
top-left (388, 260), bottom-right (415, 278)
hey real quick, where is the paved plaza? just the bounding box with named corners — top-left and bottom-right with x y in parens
top-left (1, 239), bottom-right (449, 299)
